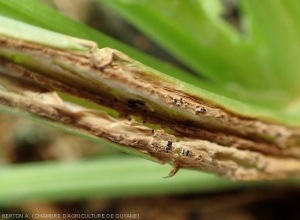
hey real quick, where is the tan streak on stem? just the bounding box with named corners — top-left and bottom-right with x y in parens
top-left (1, 36), bottom-right (300, 180)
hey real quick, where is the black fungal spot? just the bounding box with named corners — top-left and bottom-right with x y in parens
top-left (165, 145), bottom-right (172, 153)
top-left (196, 107), bottom-right (207, 114)
top-left (165, 141), bottom-right (173, 153)
top-left (181, 149), bottom-right (190, 156)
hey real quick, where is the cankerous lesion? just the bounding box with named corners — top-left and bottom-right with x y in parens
top-left (1, 35), bottom-right (300, 180)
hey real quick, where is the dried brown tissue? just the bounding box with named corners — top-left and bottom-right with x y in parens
top-left (1, 35), bottom-right (300, 180)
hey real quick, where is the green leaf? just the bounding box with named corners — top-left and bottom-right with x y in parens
top-left (0, 156), bottom-right (268, 206)
top-left (239, 0), bottom-right (300, 99)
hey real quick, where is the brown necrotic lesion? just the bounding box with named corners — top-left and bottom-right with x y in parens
top-left (1, 37), bottom-right (300, 180)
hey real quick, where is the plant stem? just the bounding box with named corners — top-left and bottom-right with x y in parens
top-left (1, 18), bottom-right (300, 180)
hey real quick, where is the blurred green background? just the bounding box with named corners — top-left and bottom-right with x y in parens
top-left (1, 0), bottom-right (300, 219)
